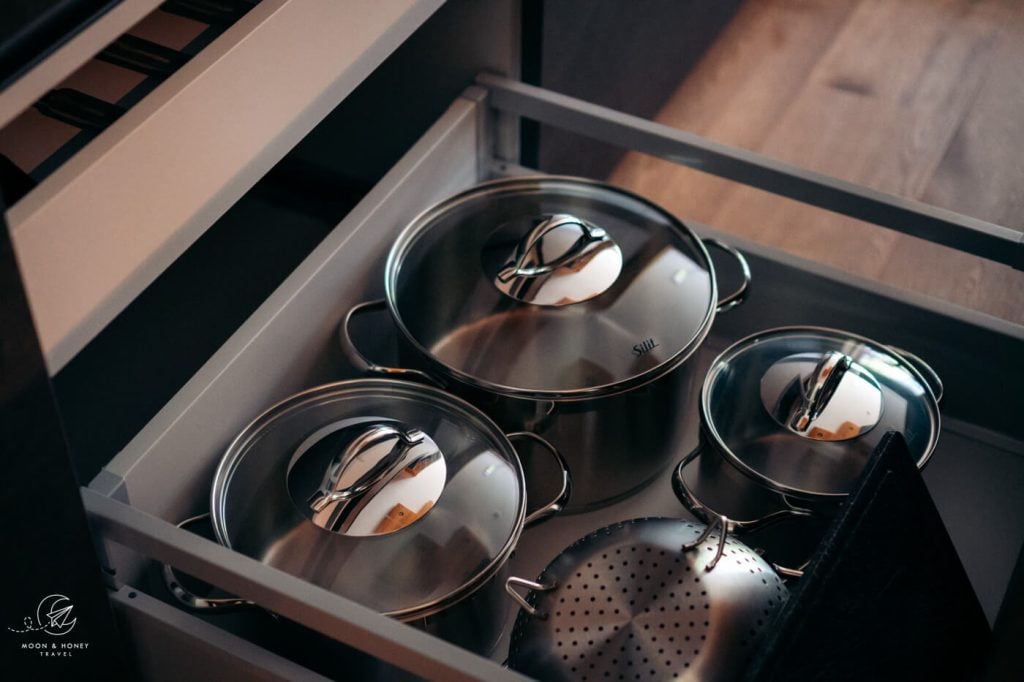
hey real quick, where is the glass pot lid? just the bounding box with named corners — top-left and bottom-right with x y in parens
top-left (210, 379), bottom-right (525, 619)
top-left (385, 176), bottom-right (718, 397)
top-left (701, 327), bottom-right (940, 497)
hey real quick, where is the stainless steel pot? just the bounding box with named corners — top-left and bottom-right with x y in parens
top-left (504, 516), bottom-right (790, 681)
top-left (164, 378), bottom-right (570, 656)
top-left (341, 176), bottom-right (751, 511)
top-left (672, 326), bottom-right (943, 568)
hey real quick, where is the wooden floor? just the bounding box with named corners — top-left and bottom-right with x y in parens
top-left (609, 0), bottom-right (1024, 324)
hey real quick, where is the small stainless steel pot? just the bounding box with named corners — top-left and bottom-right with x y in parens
top-left (164, 378), bottom-right (570, 656)
top-left (672, 326), bottom-right (943, 567)
top-left (341, 176), bottom-right (751, 511)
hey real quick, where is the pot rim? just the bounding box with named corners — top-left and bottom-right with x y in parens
top-left (699, 325), bottom-right (942, 500)
top-left (383, 175), bottom-right (720, 402)
top-left (209, 377), bottom-right (528, 621)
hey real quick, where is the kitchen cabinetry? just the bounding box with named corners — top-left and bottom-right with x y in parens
top-left (2, 2), bottom-right (1021, 679)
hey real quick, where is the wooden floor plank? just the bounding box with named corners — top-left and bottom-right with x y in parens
top-left (609, 0), bottom-right (860, 226)
top-left (880, 0), bottom-right (1024, 320)
top-left (714, 0), bottom-right (1007, 278)
top-left (917, 1), bottom-right (1024, 229)
top-left (609, 0), bottom-right (1024, 323)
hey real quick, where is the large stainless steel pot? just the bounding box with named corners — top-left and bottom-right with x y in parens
top-left (164, 378), bottom-right (570, 656)
top-left (341, 176), bottom-right (751, 511)
top-left (672, 326), bottom-right (943, 567)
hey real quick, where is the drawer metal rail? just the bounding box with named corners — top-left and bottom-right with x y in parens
top-left (478, 73), bottom-right (1024, 271)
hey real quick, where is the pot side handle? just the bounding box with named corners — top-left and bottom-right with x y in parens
top-left (702, 238), bottom-right (752, 313)
top-left (338, 299), bottom-right (442, 387)
top-left (161, 514), bottom-right (254, 612)
top-left (673, 446), bottom-right (813, 578)
top-left (672, 445), bottom-right (813, 535)
top-left (507, 431), bottom-right (572, 528)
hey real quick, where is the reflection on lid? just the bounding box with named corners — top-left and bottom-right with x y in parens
top-left (301, 422), bottom-right (447, 537)
top-left (760, 351), bottom-right (883, 442)
top-left (493, 214), bottom-right (624, 306)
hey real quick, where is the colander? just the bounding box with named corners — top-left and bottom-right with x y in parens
top-left (505, 517), bottom-right (788, 682)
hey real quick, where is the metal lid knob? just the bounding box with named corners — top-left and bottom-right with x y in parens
top-left (306, 422), bottom-right (446, 536)
top-left (493, 213), bottom-right (623, 306)
top-left (760, 351), bottom-right (883, 442)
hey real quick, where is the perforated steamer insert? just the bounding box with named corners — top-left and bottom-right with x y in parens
top-left (507, 518), bottom-right (787, 682)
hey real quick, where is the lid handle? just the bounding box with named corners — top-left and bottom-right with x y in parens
top-left (494, 214), bottom-right (623, 306)
top-left (308, 423), bottom-right (443, 534)
top-left (789, 351), bottom-right (851, 433)
top-left (760, 351), bottom-right (884, 442)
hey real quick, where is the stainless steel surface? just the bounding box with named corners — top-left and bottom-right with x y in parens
top-left (477, 73), bottom-right (1024, 271)
top-left (495, 363), bottom-right (699, 512)
top-left (760, 351), bottom-right (883, 442)
top-left (306, 423), bottom-right (445, 536)
top-left (493, 214), bottom-right (623, 305)
top-left (385, 175), bottom-right (719, 397)
top-left (340, 297), bottom-right (707, 511)
top-left (211, 379), bottom-right (526, 622)
top-left (506, 518), bottom-right (788, 682)
top-left (704, 327), bottom-right (940, 497)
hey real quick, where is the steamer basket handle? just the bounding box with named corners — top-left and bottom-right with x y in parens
top-left (703, 238), bottom-right (752, 313)
top-left (339, 299), bottom-right (442, 387)
top-left (505, 576), bottom-right (556, 618)
top-left (773, 564), bottom-right (806, 580)
top-left (673, 446), bottom-right (814, 577)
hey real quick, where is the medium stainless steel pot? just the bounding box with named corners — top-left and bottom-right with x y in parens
top-left (164, 378), bottom-right (570, 656)
top-left (341, 176), bottom-right (751, 512)
top-left (672, 326), bottom-right (943, 568)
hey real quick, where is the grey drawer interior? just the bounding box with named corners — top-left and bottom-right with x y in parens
top-left (87, 86), bottom-right (1024, 680)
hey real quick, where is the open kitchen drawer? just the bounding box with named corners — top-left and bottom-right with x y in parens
top-left (78, 75), bottom-right (1024, 680)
